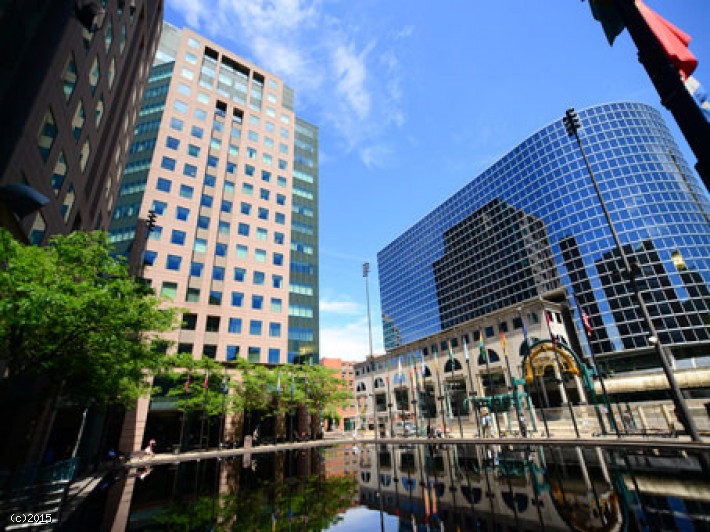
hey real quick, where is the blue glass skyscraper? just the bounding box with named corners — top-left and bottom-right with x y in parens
top-left (378, 102), bottom-right (710, 367)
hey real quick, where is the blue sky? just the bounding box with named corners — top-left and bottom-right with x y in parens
top-left (164, 1), bottom-right (710, 361)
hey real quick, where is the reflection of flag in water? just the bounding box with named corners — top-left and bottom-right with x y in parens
top-left (686, 76), bottom-right (710, 122)
top-left (271, 511), bottom-right (277, 531)
top-left (582, 309), bottom-right (594, 338)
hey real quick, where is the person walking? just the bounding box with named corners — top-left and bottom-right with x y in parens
top-left (481, 408), bottom-right (493, 438)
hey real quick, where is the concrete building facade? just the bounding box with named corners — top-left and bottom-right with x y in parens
top-left (0, 0), bottom-right (163, 242)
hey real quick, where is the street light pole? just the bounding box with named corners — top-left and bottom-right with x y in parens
top-left (563, 107), bottom-right (700, 441)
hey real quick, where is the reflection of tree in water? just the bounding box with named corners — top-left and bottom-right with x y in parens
top-left (151, 464), bottom-right (356, 531)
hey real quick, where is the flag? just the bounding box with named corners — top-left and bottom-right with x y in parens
top-left (203, 369), bottom-right (209, 389)
top-left (545, 311), bottom-right (557, 346)
top-left (582, 309), bottom-right (594, 338)
top-left (448, 345), bottom-right (455, 370)
top-left (463, 337), bottom-right (469, 362)
top-left (499, 329), bottom-right (507, 355)
top-left (637, 0), bottom-right (697, 80)
top-left (521, 316), bottom-right (530, 348)
top-left (479, 336), bottom-right (487, 363)
top-left (290, 373), bottom-right (295, 395)
top-left (276, 368), bottom-right (281, 394)
top-left (589, 0), bottom-right (625, 46)
top-left (686, 76), bottom-right (710, 122)
top-left (397, 355), bottom-right (403, 384)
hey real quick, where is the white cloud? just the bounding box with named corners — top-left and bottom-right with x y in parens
top-left (392, 24), bottom-right (415, 39)
top-left (320, 299), bottom-right (361, 314)
top-left (359, 144), bottom-right (391, 169)
top-left (320, 317), bottom-right (384, 362)
top-left (167, 0), bottom-right (407, 164)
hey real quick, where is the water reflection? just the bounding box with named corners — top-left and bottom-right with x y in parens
top-left (85, 443), bottom-right (709, 531)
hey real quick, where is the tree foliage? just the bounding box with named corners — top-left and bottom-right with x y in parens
top-left (0, 229), bottom-right (176, 405)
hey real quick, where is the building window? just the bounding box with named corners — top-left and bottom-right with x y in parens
top-left (237, 223), bottom-right (249, 236)
top-left (228, 317), bottom-right (242, 334)
top-left (182, 313), bottom-right (197, 330)
top-left (170, 230), bottom-right (186, 245)
top-left (236, 245), bottom-right (248, 259)
top-left (209, 291), bottom-right (222, 305)
top-left (215, 243), bottom-right (227, 257)
top-left (226, 346), bottom-right (239, 361)
top-left (166, 255), bottom-right (182, 270)
top-left (190, 262), bottom-right (203, 277)
top-left (51, 152), bottom-right (67, 195)
top-left (176, 206), bottom-right (190, 221)
top-left (212, 266), bottom-right (225, 281)
top-left (161, 157), bottom-right (176, 171)
top-left (253, 271), bottom-right (265, 285)
top-left (255, 249), bottom-right (266, 262)
top-left (233, 267), bottom-right (246, 282)
top-left (89, 57), bottom-right (100, 95)
top-left (161, 282), bottom-right (178, 300)
top-left (270, 298), bottom-right (282, 312)
top-left (268, 348), bottom-right (280, 364)
top-left (248, 347), bottom-right (261, 363)
top-left (28, 213), bottom-right (46, 245)
top-left (186, 288), bottom-right (200, 302)
top-left (193, 238), bottom-right (207, 253)
top-left (197, 216), bottom-right (209, 229)
top-left (95, 94), bottom-right (104, 127)
top-left (272, 275), bottom-right (283, 289)
top-left (249, 320), bottom-right (262, 335)
top-left (108, 58), bottom-right (115, 89)
top-left (203, 345), bottom-right (217, 359)
top-left (80, 140), bottom-right (90, 172)
top-left (231, 292), bottom-right (244, 307)
top-left (156, 178), bottom-right (171, 192)
top-left (269, 322), bottom-right (281, 337)
top-left (252, 295), bottom-right (264, 310)
top-left (62, 54), bottom-right (77, 100)
top-left (37, 109), bottom-right (57, 161)
top-left (206, 316), bottom-right (221, 332)
top-left (177, 343), bottom-right (193, 355)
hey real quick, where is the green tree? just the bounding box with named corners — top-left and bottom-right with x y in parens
top-left (0, 229), bottom-right (176, 405)
top-left (297, 364), bottom-right (353, 435)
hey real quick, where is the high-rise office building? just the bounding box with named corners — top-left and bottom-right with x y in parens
top-left (110, 22), bottom-right (319, 367)
top-left (0, 0), bottom-right (163, 242)
top-left (378, 102), bottom-right (710, 372)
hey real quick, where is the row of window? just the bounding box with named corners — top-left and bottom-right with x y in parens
top-left (174, 341), bottom-right (281, 363)
top-left (181, 313), bottom-right (282, 337)
top-left (159, 281), bottom-right (283, 310)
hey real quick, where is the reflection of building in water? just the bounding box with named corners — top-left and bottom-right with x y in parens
top-left (433, 199), bottom-right (560, 330)
top-left (356, 444), bottom-right (623, 531)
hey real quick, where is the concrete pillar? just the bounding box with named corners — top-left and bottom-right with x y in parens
top-left (574, 375), bottom-right (587, 404)
top-left (118, 394), bottom-right (150, 454)
top-left (555, 367), bottom-right (569, 404)
top-left (636, 406), bottom-right (649, 432)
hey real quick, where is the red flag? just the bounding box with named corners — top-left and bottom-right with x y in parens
top-left (545, 311), bottom-right (557, 346)
top-left (203, 369), bottom-right (209, 389)
top-left (582, 310), bottom-right (594, 338)
top-left (637, 0), bottom-right (698, 80)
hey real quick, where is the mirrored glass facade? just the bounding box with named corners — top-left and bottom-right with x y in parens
top-left (378, 102), bottom-right (710, 360)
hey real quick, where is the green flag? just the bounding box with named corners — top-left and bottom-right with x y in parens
top-left (589, 0), bottom-right (625, 45)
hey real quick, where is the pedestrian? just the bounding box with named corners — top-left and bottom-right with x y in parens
top-left (622, 411), bottom-right (633, 432)
top-left (435, 425), bottom-right (442, 439)
top-left (481, 408), bottom-right (493, 438)
top-left (144, 439), bottom-right (156, 456)
top-left (519, 414), bottom-right (528, 438)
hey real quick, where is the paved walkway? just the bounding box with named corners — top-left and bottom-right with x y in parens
top-left (127, 433), bottom-right (708, 467)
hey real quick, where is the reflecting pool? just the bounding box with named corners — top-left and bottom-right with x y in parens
top-left (63, 442), bottom-right (710, 531)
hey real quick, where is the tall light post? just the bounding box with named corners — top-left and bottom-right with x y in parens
top-left (363, 263), bottom-right (377, 438)
top-left (563, 107), bottom-right (700, 441)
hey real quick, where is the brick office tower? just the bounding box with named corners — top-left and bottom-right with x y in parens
top-left (0, 0), bottom-right (163, 242)
top-left (110, 23), bottom-right (319, 450)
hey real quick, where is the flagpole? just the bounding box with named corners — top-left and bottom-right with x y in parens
top-left (519, 309), bottom-right (550, 438)
top-left (462, 338), bottom-right (482, 436)
top-left (449, 345), bottom-right (464, 438)
top-left (178, 370), bottom-right (190, 453)
top-left (577, 304), bottom-right (620, 437)
top-left (385, 359), bottom-right (395, 438)
top-left (500, 328), bottom-right (524, 437)
top-left (544, 310), bottom-right (580, 438)
top-left (480, 334), bottom-right (501, 437)
top-left (432, 349), bottom-right (448, 437)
